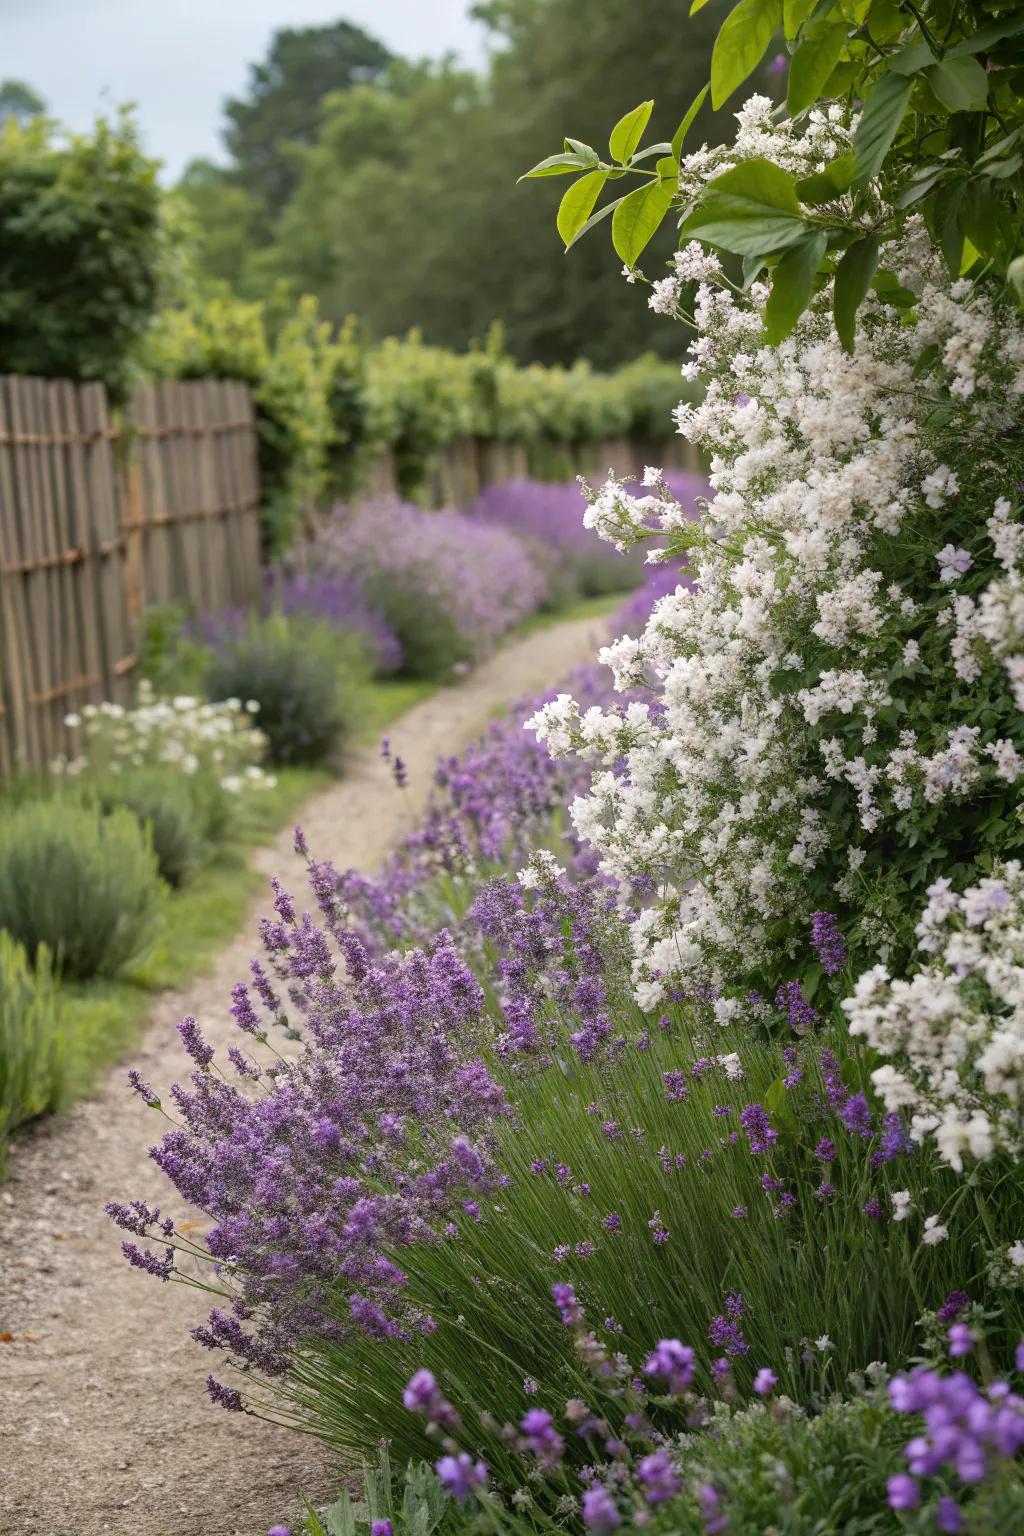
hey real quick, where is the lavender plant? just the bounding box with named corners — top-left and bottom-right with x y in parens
top-left (285, 499), bottom-right (547, 676)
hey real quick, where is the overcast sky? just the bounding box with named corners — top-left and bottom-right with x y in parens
top-left (3, 0), bottom-right (486, 178)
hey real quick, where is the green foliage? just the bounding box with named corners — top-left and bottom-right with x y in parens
top-left (0, 934), bottom-right (65, 1171)
top-left (177, 1), bottom-right (756, 369)
top-left (205, 614), bottom-right (366, 765)
top-left (362, 575), bottom-right (474, 682)
top-left (531, 0), bottom-right (1024, 345)
top-left (91, 769), bottom-right (205, 888)
top-left (222, 20), bottom-right (393, 220)
top-left (0, 110), bottom-right (162, 399)
top-left (0, 79), bottom-right (46, 126)
top-left (136, 603), bottom-right (212, 696)
top-left (0, 800), bottom-right (160, 980)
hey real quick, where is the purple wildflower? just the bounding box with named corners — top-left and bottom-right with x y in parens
top-left (638, 1449), bottom-right (682, 1505)
top-left (644, 1338), bottom-right (696, 1393)
top-left (810, 912), bottom-right (847, 975)
top-left (176, 1015), bottom-right (214, 1068)
top-left (739, 1103), bottom-right (778, 1154)
top-left (775, 980), bottom-right (819, 1029)
top-left (753, 1367), bottom-right (777, 1396)
top-left (552, 1282), bottom-right (582, 1327)
top-left (581, 1485), bottom-right (622, 1532)
top-left (435, 1453), bottom-right (487, 1503)
top-left (206, 1375), bottom-right (243, 1412)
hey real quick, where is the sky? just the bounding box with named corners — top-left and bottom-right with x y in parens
top-left (2, 0), bottom-right (486, 178)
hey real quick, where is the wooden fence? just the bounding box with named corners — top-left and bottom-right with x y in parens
top-left (0, 376), bottom-right (262, 774)
top-left (0, 369), bottom-right (698, 773)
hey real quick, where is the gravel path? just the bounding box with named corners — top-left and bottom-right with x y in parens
top-left (0, 615), bottom-right (605, 1536)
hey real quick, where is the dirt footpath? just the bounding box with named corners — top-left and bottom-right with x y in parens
top-left (0, 616), bottom-right (605, 1536)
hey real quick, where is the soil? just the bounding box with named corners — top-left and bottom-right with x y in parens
top-left (0, 615), bottom-right (606, 1536)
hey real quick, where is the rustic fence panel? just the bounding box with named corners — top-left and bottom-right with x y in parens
top-left (0, 376), bottom-right (263, 774)
top-left (128, 379), bottom-right (262, 620)
top-left (0, 376), bottom-right (133, 774)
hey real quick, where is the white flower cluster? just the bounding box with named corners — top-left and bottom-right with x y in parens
top-left (57, 680), bottom-right (274, 792)
top-left (843, 863), bottom-right (1024, 1170)
top-left (529, 98), bottom-right (1024, 1009)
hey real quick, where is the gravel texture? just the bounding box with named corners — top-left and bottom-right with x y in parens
top-left (0, 616), bottom-right (605, 1536)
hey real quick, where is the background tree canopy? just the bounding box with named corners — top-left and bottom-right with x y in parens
top-left (178, 0), bottom-right (764, 367)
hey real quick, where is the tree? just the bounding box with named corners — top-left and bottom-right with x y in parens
top-left (0, 112), bottom-right (162, 398)
top-left (0, 79), bottom-right (46, 127)
top-left (223, 20), bottom-right (392, 219)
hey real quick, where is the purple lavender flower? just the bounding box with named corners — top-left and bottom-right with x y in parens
top-left (753, 1367), bottom-right (777, 1396)
top-left (948, 1323), bottom-right (974, 1358)
top-left (775, 981), bottom-right (819, 1029)
top-left (176, 1015), bottom-right (213, 1069)
top-left (552, 1282), bottom-right (582, 1326)
top-left (581, 1485), bottom-right (622, 1532)
top-left (126, 1069), bottom-right (159, 1107)
top-left (371, 1522), bottom-right (393, 1536)
top-left (206, 1375), bottom-right (243, 1412)
top-left (638, 1449), bottom-right (682, 1505)
top-left (936, 1498), bottom-right (962, 1533)
top-left (739, 1103), bottom-right (778, 1154)
top-left (841, 1092), bottom-right (873, 1138)
top-left (435, 1453), bottom-right (487, 1503)
top-left (810, 912), bottom-right (847, 975)
top-left (886, 1474), bottom-right (919, 1510)
top-left (644, 1338), bottom-right (695, 1393)
top-left (938, 1291), bottom-right (971, 1324)
top-left (521, 1407), bottom-right (565, 1465)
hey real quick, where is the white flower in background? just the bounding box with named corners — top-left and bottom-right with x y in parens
top-left (891, 1191), bottom-right (913, 1222)
top-left (937, 545), bottom-right (973, 582)
top-left (844, 862), bottom-right (1024, 1168)
top-left (922, 1216), bottom-right (949, 1246)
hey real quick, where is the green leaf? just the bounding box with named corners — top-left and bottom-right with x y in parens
top-left (764, 1076), bottom-right (787, 1113)
top-left (630, 142), bottom-right (674, 163)
top-left (926, 56), bottom-right (989, 113)
top-left (852, 70), bottom-right (913, 188)
top-left (696, 156), bottom-right (802, 214)
top-left (564, 192), bottom-right (628, 250)
top-left (947, 13), bottom-right (1024, 57)
top-left (932, 180), bottom-right (966, 274)
top-left (1009, 255), bottom-right (1024, 309)
top-left (681, 157), bottom-right (808, 256)
top-left (609, 101), bottom-right (654, 164)
top-left (783, 0), bottom-right (816, 39)
top-left (564, 138), bottom-right (598, 159)
top-left (519, 151), bottom-right (600, 181)
top-left (788, 23), bottom-right (848, 114)
top-left (872, 268), bottom-right (917, 309)
top-left (612, 178), bottom-right (677, 267)
top-left (796, 151), bottom-right (855, 202)
top-left (833, 234), bottom-right (879, 352)
top-left (556, 170), bottom-right (609, 247)
top-left (690, 0), bottom-right (714, 13)
top-left (711, 0), bottom-right (784, 109)
top-left (763, 230), bottom-right (827, 342)
top-left (671, 84), bottom-right (711, 161)
top-left (888, 39), bottom-right (936, 76)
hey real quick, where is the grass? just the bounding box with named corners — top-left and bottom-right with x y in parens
top-left (516, 590), bottom-right (623, 637)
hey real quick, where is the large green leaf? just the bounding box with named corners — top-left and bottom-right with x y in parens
top-left (783, 0), bottom-right (817, 39)
top-left (925, 56), bottom-right (989, 113)
top-left (932, 180), bottom-right (966, 274)
top-left (711, 0), bottom-right (784, 109)
top-left (609, 101), bottom-right (654, 164)
top-left (947, 13), bottom-right (1024, 56)
top-left (763, 231), bottom-right (827, 342)
top-left (671, 84), bottom-right (711, 162)
top-left (682, 159), bottom-right (809, 257)
top-left (788, 23), bottom-right (848, 114)
top-left (611, 178), bottom-right (677, 267)
top-left (796, 152), bottom-right (855, 202)
top-left (833, 234), bottom-right (879, 352)
top-left (556, 170), bottom-right (609, 247)
top-left (852, 70), bottom-right (913, 188)
top-left (564, 193), bottom-right (628, 250)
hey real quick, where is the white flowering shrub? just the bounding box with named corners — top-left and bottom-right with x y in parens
top-left (843, 862), bottom-right (1024, 1171)
top-left (58, 680), bottom-right (274, 793)
top-left (530, 99), bottom-right (1024, 1011)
